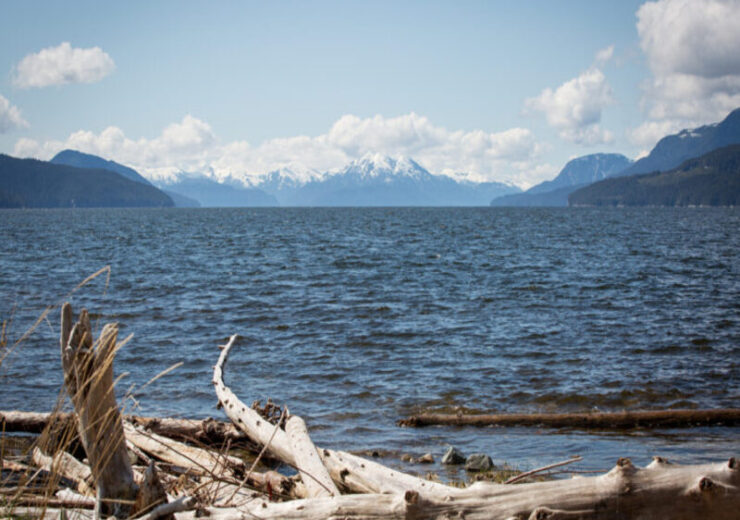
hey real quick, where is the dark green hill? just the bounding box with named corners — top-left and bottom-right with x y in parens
top-left (51, 149), bottom-right (153, 186)
top-left (569, 144), bottom-right (740, 207)
top-left (0, 154), bottom-right (174, 208)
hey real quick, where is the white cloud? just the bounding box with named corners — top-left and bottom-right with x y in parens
top-left (525, 68), bottom-right (615, 145)
top-left (632, 0), bottom-right (740, 147)
top-left (595, 45), bottom-right (615, 65)
top-left (13, 112), bottom-right (548, 188)
top-left (0, 94), bottom-right (29, 133)
top-left (637, 0), bottom-right (740, 79)
top-left (13, 42), bottom-right (115, 88)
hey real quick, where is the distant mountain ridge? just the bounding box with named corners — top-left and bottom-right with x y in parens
top-left (156, 175), bottom-right (277, 207)
top-left (491, 153), bottom-right (632, 207)
top-left (0, 154), bottom-right (174, 208)
top-left (616, 108), bottom-right (740, 177)
top-left (569, 144), bottom-right (740, 207)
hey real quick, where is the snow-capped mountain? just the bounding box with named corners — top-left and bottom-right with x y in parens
top-left (268, 153), bottom-right (519, 206)
top-left (333, 153), bottom-right (431, 182)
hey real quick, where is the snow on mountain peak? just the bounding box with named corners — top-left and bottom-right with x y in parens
top-left (345, 152), bottom-right (428, 179)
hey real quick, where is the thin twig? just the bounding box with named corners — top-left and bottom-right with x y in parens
top-left (505, 455), bottom-right (583, 484)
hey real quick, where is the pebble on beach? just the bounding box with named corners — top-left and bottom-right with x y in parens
top-left (417, 453), bottom-right (434, 464)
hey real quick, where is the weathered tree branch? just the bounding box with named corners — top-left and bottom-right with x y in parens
top-left (212, 334), bottom-right (454, 496)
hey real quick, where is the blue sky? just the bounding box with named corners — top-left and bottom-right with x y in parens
top-left (1, 0), bottom-right (739, 187)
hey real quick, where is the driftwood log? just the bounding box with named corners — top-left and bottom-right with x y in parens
top-left (0, 410), bottom-right (249, 446)
top-left (164, 457), bottom-right (740, 520)
top-left (399, 409), bottom-right (740, 429)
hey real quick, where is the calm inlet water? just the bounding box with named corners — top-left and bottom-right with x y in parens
top-left (1, 207), bottom-right (738, 475)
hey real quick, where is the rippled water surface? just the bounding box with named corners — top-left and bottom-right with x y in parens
top-left (1, 207), bottom-right (738, 474)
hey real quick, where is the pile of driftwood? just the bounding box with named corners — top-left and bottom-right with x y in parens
top-left (1, 303), bottom-right (739, 519)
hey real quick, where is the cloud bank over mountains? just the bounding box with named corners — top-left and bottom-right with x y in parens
top-left (631, 0), bottom-right (740, 147)
top-left (12, 42), bottom-right (115, 88)
top-left (15, 112), bottom-right (552, 189)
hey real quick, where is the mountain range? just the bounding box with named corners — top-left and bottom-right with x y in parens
top-left (45, 151), bottom-right (520, 207)
top-left (255, 154), bottom-right (519, 206)
top-left (491, 107), bottom-right (740, 207)
top-left (569, 144), bottom-right (740, 207)
top-left (3, 107), bottom-right (739, 208)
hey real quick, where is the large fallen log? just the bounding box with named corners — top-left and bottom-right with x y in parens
top-left (172, 457), bottom-right (740, 520)
top-left (399, 409), bottom-right (740, 429)
top-left (0, 410), bottom-right (250, 446)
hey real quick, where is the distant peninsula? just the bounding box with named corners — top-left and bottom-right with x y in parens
top-left (569, 144), bottom-right (740, 207)
top-left (0, 154), bottom-right (174, 208)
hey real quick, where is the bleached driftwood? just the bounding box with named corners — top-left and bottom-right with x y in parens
top-left (213, 334), bottom-right (453, 496)
top-left (60, 303), bottom-right (139, 517)
top-left (286, 415), bottom-right (339, 498)
top-left (174, 457), bottom-right (740, 520)
top-left (31, 447), bottom-right (94, 496)
top-left (5, 507), bottom-right (94, 520)
top-left (55, 488), bottom-right (97, 508)
top-left (124, 422), bottom-right (243, 477)
top-left (123, 421), bottom-right (299, 498)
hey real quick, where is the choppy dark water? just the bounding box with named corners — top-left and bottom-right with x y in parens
top-left (1, 207), bottom-right (738, 475)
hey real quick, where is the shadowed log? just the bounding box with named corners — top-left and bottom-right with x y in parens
top-left (0, 410), bottom-right (250, 446)
top-left (399, 409), bottom-right (740, 429)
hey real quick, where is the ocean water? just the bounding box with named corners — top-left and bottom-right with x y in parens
top-left (1, 207), bottom-right (738, 475)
